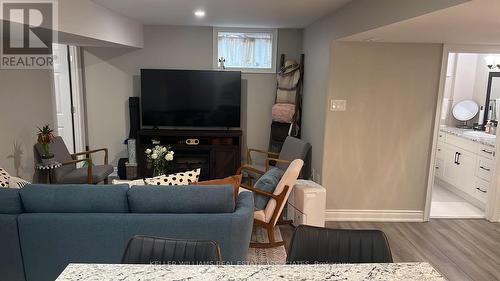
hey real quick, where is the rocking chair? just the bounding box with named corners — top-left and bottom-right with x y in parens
top-left (238, 159), bottom-right (303, 248)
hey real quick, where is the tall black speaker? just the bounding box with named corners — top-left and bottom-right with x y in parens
top-left (129, 97), bottom-right (140, 139)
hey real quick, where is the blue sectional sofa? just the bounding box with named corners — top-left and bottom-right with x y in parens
top-left (0, 184), bottom-right (254, 281)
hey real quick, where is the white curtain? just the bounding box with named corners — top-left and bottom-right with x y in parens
top-left (218, 32), bottom-right (272, 69)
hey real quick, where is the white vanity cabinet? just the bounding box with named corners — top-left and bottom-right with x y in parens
top-left (435, 132), bottom-right (495, 208)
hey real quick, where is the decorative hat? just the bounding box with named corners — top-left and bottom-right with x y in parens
top-left (279, 60), bottom-right (300, 75)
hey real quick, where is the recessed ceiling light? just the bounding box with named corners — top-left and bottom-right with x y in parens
top-left (194, 10), bottom-right (205, 18)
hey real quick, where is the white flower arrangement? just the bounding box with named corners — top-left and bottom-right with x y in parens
top-left (145, 145), bottom-right (174, 176)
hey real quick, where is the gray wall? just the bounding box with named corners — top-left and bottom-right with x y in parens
top-left (302, 0), bottom-right (467, 183)
top-left (323, 42), bottom-right (443, 211)
top-left (83, 25), bottom-right (302, 166)
top-left (0, 0), bottom-right (142, 181)
top-left (0, 70), bottom-right (54, 180)
top-left (58, 0), bottom-right (143, 47)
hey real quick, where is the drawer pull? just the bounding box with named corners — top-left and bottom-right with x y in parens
top-left (476, 187), bottom-right (487, 193)
top-left (481, 149), bottom-right (494, 155)
top-left (479, 166), bottom-right (491, 172)
top-left (437, 148), bottom-right (441, 152)
top-left (435, 166), bottom-right (439, 169)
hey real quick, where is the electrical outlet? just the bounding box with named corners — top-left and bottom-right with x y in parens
top-left (330, 99), bottom-right (347, 111)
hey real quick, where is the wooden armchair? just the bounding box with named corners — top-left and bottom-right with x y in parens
top-left (35, 137), bottom-right (113, 184)
top-left (238, 159), bottom-right (304, 248)
top-left (245, 136), bottom-right (311, 179)
top-left (246, 148), bottom-right (292, 172)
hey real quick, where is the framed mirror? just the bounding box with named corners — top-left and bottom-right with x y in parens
top-left (483, 72), bottom-right (500, 123)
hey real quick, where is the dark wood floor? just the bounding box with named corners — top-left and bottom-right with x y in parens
top-left (280, 219), bottom-right (500, 281)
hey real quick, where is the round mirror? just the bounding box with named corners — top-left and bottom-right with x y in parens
top-left (452, 100), bottom-right (479, 121)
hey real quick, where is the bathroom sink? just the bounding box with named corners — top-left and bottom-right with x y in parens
top-left (463, 131), bottom-right (496, 139)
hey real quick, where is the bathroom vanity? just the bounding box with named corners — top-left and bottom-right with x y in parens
top-left (435, 126), bottom-right (495, 209)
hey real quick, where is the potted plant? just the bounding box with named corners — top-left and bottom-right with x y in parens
top-left (37, 125), bottom-right (56, 164)
top-left (145, 145), bottom-right (174, 177)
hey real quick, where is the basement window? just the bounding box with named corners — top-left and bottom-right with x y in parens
top-left (213, 28), bottom-right (277, 73)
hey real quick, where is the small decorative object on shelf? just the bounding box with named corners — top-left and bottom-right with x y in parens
top-left (36, 125), bottom-right (56, 165)
top-left (127, 139), bottom-right (137, 164)
top-left (145, 145), bottom-right (174, 177)
top-left (218, 57), bottom-right (226, 69)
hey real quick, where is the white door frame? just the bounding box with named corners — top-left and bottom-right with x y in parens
top-left (52, 43), bottom-right (75, 153)
top-left (51, 44), bottom-right (87, 154)
top-left (68, 46), bottom-right (86, 153)
top-left (424, 44), bottom-right (500, 222)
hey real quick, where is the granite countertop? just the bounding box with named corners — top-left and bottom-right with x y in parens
top-left (440, 126), bottom-right (496, 147)
top-left (56, 262), bottom-right (445, 281)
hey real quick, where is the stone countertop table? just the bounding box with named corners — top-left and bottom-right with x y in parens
top-left (56, 262), bottom-right (446, 281)
top-left (440, 126), bottom-right (496, 147)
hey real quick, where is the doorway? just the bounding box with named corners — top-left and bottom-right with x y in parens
top-left (425, 45), bottom-right (500, 221)
top-left (52, 43), bottom-right (86, 154)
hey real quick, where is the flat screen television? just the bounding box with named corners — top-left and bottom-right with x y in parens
top-left (141, 69), bottom-right (241, 127)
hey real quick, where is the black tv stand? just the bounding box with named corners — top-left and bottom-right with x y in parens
top-left (137, 129), bottom-right (242, 180)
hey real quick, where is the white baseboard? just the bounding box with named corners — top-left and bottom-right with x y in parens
top-left (325, 209), bottom-right (424, 222)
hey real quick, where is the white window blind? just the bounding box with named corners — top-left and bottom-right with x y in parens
top-left (214, 28), bottom-right (277, 73)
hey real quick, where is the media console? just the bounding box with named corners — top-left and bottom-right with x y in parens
top-left (137, 129), bottom-right (242, 180)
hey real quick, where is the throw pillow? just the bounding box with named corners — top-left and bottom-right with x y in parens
top-left (0, 167), bottom-right (10, 188)
top-left (253, 168), bottom-right (284, 210)
top-left (112, 179), bottom-right (145, 187)
top-left (8, 177), bottom-right (30, 189)
top-left (193, 174), bottom-right (242, 202)
top-left (144, 168), bottom-right (201, 186)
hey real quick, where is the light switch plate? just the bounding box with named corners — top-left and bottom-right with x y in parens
top-left (330, 100), bottom-right (347, 111)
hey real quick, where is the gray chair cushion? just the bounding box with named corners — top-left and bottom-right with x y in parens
top-left (20, 184), bottom-right (129, 213)
top-left (253, 168), bottom-right (284, 210)
top-left (128, 185), bottom-right (235, 213)
top-left (277, 136), bottom-right (312, 178)
top-left (58, 165), bottom-right (114, 184)
top-left (246, 164), bottom-right (266, 173)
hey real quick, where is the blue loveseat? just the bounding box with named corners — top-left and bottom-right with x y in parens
top-left (0, 184), bottom-right (254, 281)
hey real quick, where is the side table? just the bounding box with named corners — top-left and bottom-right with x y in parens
top-left (36, 162), bottom-right (62, 184)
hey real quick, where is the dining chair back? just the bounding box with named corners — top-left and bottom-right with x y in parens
top-left (288, 225), bottom-right (393, 264)
top-left (121, 235), bottom-right (221, 264)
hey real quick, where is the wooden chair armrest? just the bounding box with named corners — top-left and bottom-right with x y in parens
top-left (61, 158), bottom-right (93, 184)
top-left (265, 157), bottom-right (292, 171)
top-left (61, 158), bottom-right (92, 166)
top-left (72, 148), bottom-right (108, 165)
top-left (236, 164), bottom-right (266, 176)
top-left (246, 148), bottom-right (279, 165)
top-left (240, 183), bottom-right (278, 199)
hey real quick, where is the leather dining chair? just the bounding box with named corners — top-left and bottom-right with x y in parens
top-left (121, 235), bottom-right (221, 264)
top-left (287, 225), bottom-right (393, 264)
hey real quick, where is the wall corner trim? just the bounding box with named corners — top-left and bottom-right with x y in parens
top-left (325, 209), bottom-right (424, 222)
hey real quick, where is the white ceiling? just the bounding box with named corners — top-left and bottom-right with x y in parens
top-left (341, 0), bottom-right (500, 45)
top-left (92, 0), bottom-right (352, 28)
